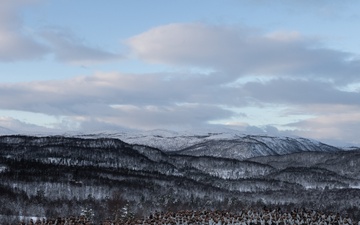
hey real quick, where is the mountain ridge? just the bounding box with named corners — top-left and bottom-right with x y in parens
top-left (1, 134), bottom-right (360, 222)
top-left (81, 131), bottom-right (342, 160)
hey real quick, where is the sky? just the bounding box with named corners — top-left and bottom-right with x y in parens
top-left (0, 0), bottom-right (360, 146)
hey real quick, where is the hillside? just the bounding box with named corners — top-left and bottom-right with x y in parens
top-left (0, 135), bottom-right (359, 223)
top-left (78, 130), bottom-right (341, 160)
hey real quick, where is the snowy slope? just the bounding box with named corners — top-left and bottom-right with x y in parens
top-left (0, 126), bottom-right (16, 135)
top-left (76, 129), bottom-right (240, 152)
top-left (1, 134), bottom-right (360, 223)
top-left (76, 129), bottom-right (341, 160)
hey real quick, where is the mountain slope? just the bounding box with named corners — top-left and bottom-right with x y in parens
top-left (79, 130), bottom-right (341, 160)
top-left (171, 135), bottom-right (340, 160)
top-left (249, 150), bottom-right (360, 180)
top-left (1, 134), bottom-right (360, 222)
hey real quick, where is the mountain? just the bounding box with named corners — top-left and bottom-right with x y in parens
top-left (0, 126), bottom-right (16, 135)
top-left (78, 130), bottom-right (341, 160)
top-left (249, 150), bottom-right (360, 180)
top-left (0, 134), bottom-right (359, 223)
top-left (172, 135), bottom-right (340, 160)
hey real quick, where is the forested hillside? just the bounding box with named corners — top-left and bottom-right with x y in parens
top-left (0, 135), bottom-right (359, 224)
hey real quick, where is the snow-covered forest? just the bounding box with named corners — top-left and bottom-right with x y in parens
top-left (0, 135), bottom-right (360, 224)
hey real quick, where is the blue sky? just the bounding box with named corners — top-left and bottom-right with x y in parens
top-left (1, 0), bottom-right (360, 146)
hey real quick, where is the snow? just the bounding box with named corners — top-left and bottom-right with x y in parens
top-left (0, 165), bottom-right (7, 172)
top-left (19, 129), bottom-right (336, 162)
top-left (18, 216), bottom-right (46, 222)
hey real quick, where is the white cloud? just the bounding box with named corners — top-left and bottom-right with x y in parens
top-left (128, 23), bottom-right (360, 83)
top-left (0, 116), bottom-right (56, 134)
top-left (286, 104), bottom-right (360, 146)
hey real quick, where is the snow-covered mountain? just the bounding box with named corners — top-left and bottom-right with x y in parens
top-left (0, 134), bottom-right (360, 222)
top-left (172, 135), bottom-right (340, 160)
top-left (77, 129), bottom-right (341, 160)
top-left (0, 126), bottom-right (16, 135)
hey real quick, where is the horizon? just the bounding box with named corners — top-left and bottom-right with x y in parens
top-left (1, 1), bottom-right (360, 147)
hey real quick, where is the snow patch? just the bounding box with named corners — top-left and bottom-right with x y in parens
top-left (0, 165), bottom-right (7, 173)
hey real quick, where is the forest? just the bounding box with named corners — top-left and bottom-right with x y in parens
top-left (0, 135), bottom-right (360, 224)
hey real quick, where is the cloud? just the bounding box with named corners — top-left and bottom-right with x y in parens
top-left (0, 73), bottom-right (235, 130)
top-left (0, 1), bottom-right (122, 64)
top-left (242, 78), bottom-right (360, 105)
top-left (0, 71), bottom-right (247, 116)
top-left (40, 27), bottom-right (123, 65)
top-left (0, 71), bottom-right (359, 146)
top-left (285, 104), bottom-right (360, 146)
top-left (0, 0), bottom-right (48, 61)
top-left (1, 18), bottom-right (360, 145)
top-left (128, 23), bottom-right (360, 83)
top-left (108, 103), bottom-right (233, 130)
top-left (0, 116), bottom-right (56, 134)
